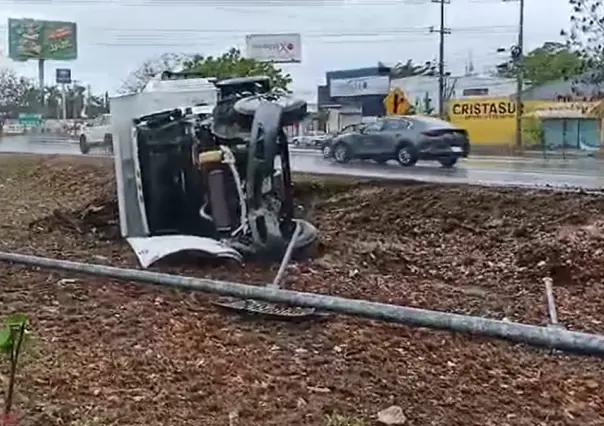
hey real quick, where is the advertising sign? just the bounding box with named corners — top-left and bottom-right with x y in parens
top-left (449, 97), bottom-right (604, 145)
top-left (330, 76), bottom-right (390, 98)
top-left (55, 68), bottom-right (72, 84)
top-left (245, 33), bottom-right (301, 63)
top-left (8, 18), bottom-right (78, 61)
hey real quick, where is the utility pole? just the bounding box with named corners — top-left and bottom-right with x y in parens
top-left (505, 0), bottom-right (525, 149)
top-left (430, 0), bottom-right (451, 118)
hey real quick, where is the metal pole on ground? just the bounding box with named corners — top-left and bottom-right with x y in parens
top-left (544, 277), bottom-right (561, 327)
top-left (1, 251), bottom-right (604, 356)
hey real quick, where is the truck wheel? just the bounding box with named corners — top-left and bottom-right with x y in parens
top-left (79, 135), bottom-right (90, 154)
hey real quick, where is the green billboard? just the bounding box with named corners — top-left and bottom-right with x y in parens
top-left (8, 18), bottom-right (77, 61)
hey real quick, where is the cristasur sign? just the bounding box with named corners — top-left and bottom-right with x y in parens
top-left (451, 100), bottom-right (522, 119)
top-left (329, 75), bottom-right (390, 98)
top-left (245, 33), bottom-right (301, 63)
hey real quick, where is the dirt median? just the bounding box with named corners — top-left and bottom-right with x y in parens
top-left (0, 154), bottom-right (603, 426)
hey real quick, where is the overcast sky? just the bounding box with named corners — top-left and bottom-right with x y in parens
top-left (0, 0), bottom-right (572, 98)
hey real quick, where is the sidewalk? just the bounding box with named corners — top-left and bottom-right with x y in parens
top-left (289, 146), bottom-right (603, 162)
top-left (467, 151), bottom-right (602, 163)
top-left (470, 145), bottom-right (600, 160)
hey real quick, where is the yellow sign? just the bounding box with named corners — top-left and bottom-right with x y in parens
top-left (449, 97), bottom-right (604, 145)
top-left (450, 99), bottom-right (519, 119)
top-left (384, 88), bottom-right (410, 115)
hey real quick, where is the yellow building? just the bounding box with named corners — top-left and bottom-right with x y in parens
top-left (448, 97), bottom-right (604, 146)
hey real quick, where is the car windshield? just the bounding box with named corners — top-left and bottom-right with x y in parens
top-left (340, 124), bottom-right (360, 134)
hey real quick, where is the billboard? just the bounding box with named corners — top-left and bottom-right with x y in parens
top-left (329, 76), bottom-right (390, 98)
top-left (245, 33), bottom-right (301, 63)
top-left (8, 18), bottom-right (77, 61)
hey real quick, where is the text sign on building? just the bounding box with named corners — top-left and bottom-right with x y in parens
top-left (55, 68), bottom-right (72, 84)
top-left (329, 76), bottom-right (390, 98)
top-left (245, 33), bottom-right (301, 63)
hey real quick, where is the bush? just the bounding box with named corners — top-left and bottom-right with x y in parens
top-left (522, 116), bottom-right (545, 149)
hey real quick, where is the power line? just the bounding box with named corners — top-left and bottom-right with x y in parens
top-left (90, 33), bottom-right (522, 48)
top-left (0, 25), bottom-right (520, 35)
top-left (0, 0), bottom-right (515, 5)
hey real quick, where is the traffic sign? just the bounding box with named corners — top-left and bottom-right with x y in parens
top-left (55, 68), bottom-right (72, 84)
top-left (18, 113), bottom-right (42, 127)
top-left (384, 87), bottom-right (410, 116)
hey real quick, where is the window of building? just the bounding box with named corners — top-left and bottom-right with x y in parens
top-left (462, 88), bottom-right (489, 96)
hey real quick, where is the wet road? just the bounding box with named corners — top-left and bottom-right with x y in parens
top-left (1, 136), bottom-right (603, 189)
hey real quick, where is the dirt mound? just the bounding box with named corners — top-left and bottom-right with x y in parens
top-left (1, 155), bottom-right (604, 426)
top-left (29, 196), bottom-right (120, 241)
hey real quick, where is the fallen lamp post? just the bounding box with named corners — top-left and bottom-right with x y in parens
top-left (1, 251), bottom-right (604, 357)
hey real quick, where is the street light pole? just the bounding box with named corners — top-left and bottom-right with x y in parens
top-left (431, 0), bottom-right (451, 118)
top-left (505, 0), bottom-right (525, 149)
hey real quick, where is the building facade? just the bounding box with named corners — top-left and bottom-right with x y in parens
top-left (390, 75), bottom-right (518, 114)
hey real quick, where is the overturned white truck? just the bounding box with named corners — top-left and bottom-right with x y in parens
top-left (110, 72), bottom-right (318, 268)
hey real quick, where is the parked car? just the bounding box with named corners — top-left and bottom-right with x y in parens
top-left (291, 130), bottom-right (328, 148)
top-left (322, 116), bottom-right (470, 167)
top-left (78, 114), bottom-right (113, 154)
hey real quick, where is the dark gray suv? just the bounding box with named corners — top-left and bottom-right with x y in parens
top-left (322, 116), bottom-right (470, 167)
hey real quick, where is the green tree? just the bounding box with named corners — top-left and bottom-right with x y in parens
top-left (562, 0), bottom-right (604, 90)
top-left (496, 42), bottom-right (586, 86)
top-left (182, 48), bottom-right (292, 91)
top-left (0, 68), bottom-right (37, 118)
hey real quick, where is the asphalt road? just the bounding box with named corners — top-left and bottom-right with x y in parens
top-left (1, 135), bottom-right (603, 190)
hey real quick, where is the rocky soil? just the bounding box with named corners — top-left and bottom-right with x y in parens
top-left (0, 154), bottom-right (603, 426)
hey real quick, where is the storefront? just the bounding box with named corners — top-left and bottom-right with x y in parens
top-left (318, 66), bottom-right (391, 119)
top-left (449, 97), bottom-right (604, 149)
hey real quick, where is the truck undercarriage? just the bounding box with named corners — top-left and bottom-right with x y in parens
top-left (111, 75), bottom-right (318, 267)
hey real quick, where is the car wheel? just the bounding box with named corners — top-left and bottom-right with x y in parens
top-left (79, 135), bottom-right (90, 154)
top-left (438, 157), bottom-right (458, 168)
top-left (333, 143), bottom-right (351, 163)
top-left (396, 144), bottom-right (417, 167)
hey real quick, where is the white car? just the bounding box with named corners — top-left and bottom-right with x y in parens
top-left (291, 130), bottom-right (327, 148)
top-left (78, 114), bottom-right (113, 154)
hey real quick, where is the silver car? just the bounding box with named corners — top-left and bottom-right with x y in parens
top-left (291, 130), bottom-right (328, 147)
top-left (322, 116), bottom-right (470, 167)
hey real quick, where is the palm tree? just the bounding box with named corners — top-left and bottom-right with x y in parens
top-left (44, 85), bottom-right (62, 118)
